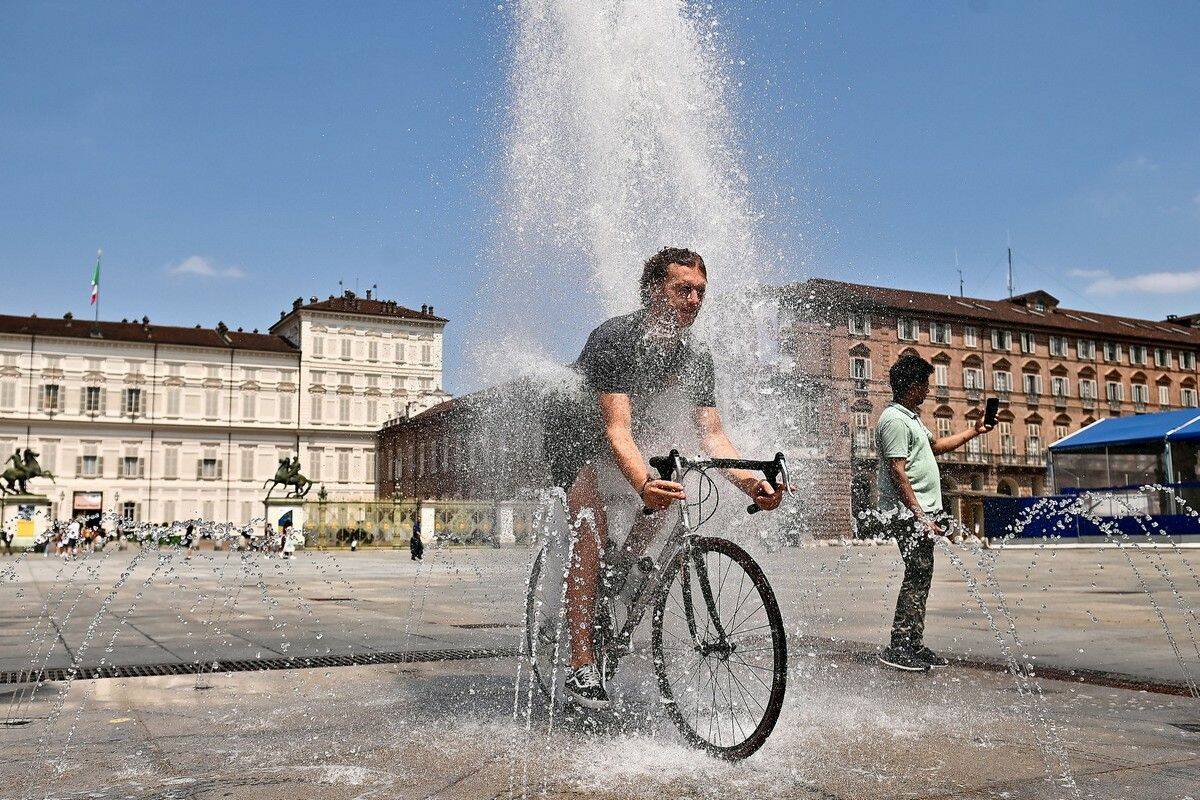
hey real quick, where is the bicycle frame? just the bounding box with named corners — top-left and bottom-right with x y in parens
top-left (597, 451), bottom-right (788, 664)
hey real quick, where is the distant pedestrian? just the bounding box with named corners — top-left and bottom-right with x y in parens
top-left (1, 526), bottom-right (13, 556)
top-left (183, 522), bottom-right (195, 558)
top-left (874, 354), bottom-right (994, 673)
top-left (409, 520), bottom-right (423, 561)
top-left (281, 523), bottom-right (296, 559)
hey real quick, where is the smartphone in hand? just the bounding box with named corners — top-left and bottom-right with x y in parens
top-left (984, 396), bottom-right (1000, 427)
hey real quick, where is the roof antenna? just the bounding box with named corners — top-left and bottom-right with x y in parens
top-left (1006, 230), bottom-right (1014, 299)
top-left (955, 248), bottom-right (963, 297)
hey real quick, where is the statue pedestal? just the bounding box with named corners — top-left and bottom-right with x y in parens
top-left (1, 495), bottom-right (52, 551)
top-left (495, 501), bottom-right (517, 546)
top-left (263, 497), bottom-right (306, 544)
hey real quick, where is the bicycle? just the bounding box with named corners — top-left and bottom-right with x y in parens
top-left (523, 449), bottom-right (789, 761)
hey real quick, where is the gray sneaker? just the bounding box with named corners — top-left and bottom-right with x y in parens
top-left (564, 664), bottom-right (610, 709)
top-left (877, 646), bottom-right (931, 673)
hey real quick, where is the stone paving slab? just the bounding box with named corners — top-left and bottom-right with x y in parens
top-left (0, 652), bottom-right (1198, 799)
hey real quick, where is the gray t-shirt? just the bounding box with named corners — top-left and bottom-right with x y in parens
top-left (875, 402), bottom-right (943, 514)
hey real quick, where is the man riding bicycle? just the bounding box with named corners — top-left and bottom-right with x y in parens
top-left (544, 246), bottom-right (785, 709)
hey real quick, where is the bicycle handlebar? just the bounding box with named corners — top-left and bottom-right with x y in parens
top-left (642, 449), bottom-right (789, 516)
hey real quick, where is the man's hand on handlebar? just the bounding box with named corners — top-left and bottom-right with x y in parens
top-left (641, 479), bottom-right (686, 511)
top-left (749, 479), bottom-right (785, 511)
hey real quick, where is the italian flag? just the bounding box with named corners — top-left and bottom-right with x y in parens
top-left (90, 250), bottom-right (101, 305)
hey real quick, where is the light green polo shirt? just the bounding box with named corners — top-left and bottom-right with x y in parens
top-left (875, 402), bottom-right (943, 514)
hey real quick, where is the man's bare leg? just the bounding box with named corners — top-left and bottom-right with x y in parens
top-left (565, 465), bottom-right (609, 671)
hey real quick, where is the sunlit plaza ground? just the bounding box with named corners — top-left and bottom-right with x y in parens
top-left (2, 543), bottom-right (1198, 799)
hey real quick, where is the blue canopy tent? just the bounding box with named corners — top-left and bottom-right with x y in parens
top-left (987, 407), bottom-right (1200, 536)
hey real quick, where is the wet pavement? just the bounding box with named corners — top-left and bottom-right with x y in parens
top-left (1, 541), bottom-right (1199, 798)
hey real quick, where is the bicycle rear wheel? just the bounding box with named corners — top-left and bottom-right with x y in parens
top-left (524, 543), bottom-right (568, 700)
top-left (651, 536), bottom-right (787, 760)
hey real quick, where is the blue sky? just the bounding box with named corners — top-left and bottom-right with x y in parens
top-left (2, 2), bottom-right (1198, 392)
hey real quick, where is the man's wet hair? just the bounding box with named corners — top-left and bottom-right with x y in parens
top-left (640, 247), bottom-right (707, 306)
top-left (889, 354), bottom-right (935, 398)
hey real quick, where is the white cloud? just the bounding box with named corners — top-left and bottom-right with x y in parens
top-left (1084, 269), bottom-right (1200, 295)
top-left (1068, 268), bottom-right (1110, 279)
top-left (1114, 154), bottom-right (1160, 175)
top-left (167, 255), bottom-right (246, 279)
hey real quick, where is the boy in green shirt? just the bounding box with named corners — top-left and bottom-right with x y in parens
top-left (875, 354), bottom-right (993, 672)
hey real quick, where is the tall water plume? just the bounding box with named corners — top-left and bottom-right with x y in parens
top-left (471, 0), bottom-right (804, 534)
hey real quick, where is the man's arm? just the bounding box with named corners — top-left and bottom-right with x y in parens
top-left (887, 458), bottom-right (943, 536)
top-left (599, 393), bottom-right (684, 510)
top-left (931, 418), bottom-right (994, 455)
top-left (693, 406), bottom-right (783, 510)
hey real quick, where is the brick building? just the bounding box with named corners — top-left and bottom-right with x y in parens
top-left (779, 279), bottom-right (1200, 536)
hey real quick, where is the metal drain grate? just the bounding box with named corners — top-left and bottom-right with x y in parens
top-left (452, 622), bottom-right (520, 629)
top-left (0, 646), bottom-right (519, 685)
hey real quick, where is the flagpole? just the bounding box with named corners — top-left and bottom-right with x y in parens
top-left (92, 249), bottom-right (102, 334)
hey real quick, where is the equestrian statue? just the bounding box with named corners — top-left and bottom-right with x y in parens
top-left (1, 448), bottom-right (56, 496)
top-left (264, 455), bottom-right (313, 500)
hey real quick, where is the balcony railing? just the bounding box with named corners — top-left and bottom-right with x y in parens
top-left (1108, 398), bottom-right (1123, 412)
top-left (1081, 396), bottom-right (1096, 410)
top-left (1053, 394), bottom-right (1068, 409)
top-left (1134, 401), bottom-right (1148, 413)
top-left (965, 388), bottom-right (981, 404)
top-left (1025, 391), bottom-right (1040, 407)
top-left (935, 384), bottom-right (950, 400)
top-left (996, 390), bottom-right (1011, 403)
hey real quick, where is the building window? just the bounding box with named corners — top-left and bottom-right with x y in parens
top-left (39, 384), bottom-right (62, 413)
top-left (279, 393), bottom-right (292, 422)
top-left (1077, 339), bottom-right (1096, 360)
top-left (84, 386), bottom-right (103, 413)
top-left (313, 337), bottom-right (324, 357)
top-left (963, 367), bottom-right (983, 390)
top-left (1079, 379), bottom-right (1097, 400)
top-left (368, 341), bottom-right (379, 361)
top-left (1019, 332), bottom-right (1036, 354)
top-left (1154, 348), bottom-right (1172, 368)
top-left (79, 454), bottom-right (100, 478)
top-left (119, 456), bottom-right (143, 478)
top-left (122, 388), bottom-right (142, 416)
top-left (1105, 381), bottom-right (1124, 402)
top-left (366, 399), bottom-right (378, 424)
top-left (852, 412), bottom-right (871, 451)
top-left (993, 370), bottom-right (1013, 392)
top-left (990, 330), bottom-right (1012, 352)
top-left (309, 449), bottom-right (323, 481)
top-left (963, 326), bottom-right (978, 348)
top-left (337, 451), bottom-right (350, 482)
top-left (241, 448), bottom-right (255, 480)
top-left (198, 458), bottom-right (222, 480)
top-left (311, 395), bottom-right (323, 421)
top-left (848, 313), bottom-right (870, 336)
top-left (1132, 383), bottom-right (1150, 405)
top-left (1022, 373), bottom-right (1042, 396)
top-left (933, 363), bottom-right (948, 387)
top-left (242, 392), bottom-right (256, 420)
top-left (365, 449), bottom-right (376, 478)
top-left (935, 417), bottom-right (952, 439)
top-left (39, 441), bottom-right (57, 472)
top-left (202, 500), bottom-right (215, 521)
top-left (1103, 341), bottom-right (1121, 362)
top-left (897, 318), bottom-right (918, 341)
top-left (998, 422), bottom-right (1014, 454)
top-left (166, 387), bottom-right (180, 416)
top-left (1129, 344), bottom-right (1147, 365)
top-left (163, 500), bottom-right (176, 522)
top-left (164, 446), bottom-right (179, 479)
top-left (420, 377), bottom-right (433, 390)
top-left (204, 389), bottom-right (219, 418)
top-left (311, 370), bottom-right (325, 386)
top-left (850, 357), bottom-right (871, 390)
top-left (1051, 376), bottom-right (1069, 397)
top-left (1054, 424), bottom-right (1069, 442)
top-left (121, 501), bottom-right (137, 522)
top-left (0, 379), bottom-right (14, 410)
top-left (1182, 352), bottom-right (1197, 371)
top-left (341, 339), bottom-right (352, 360)
top-left (1160, 384), bottom-right (1171, 406)
top-left (1026, 424), bottom-right (1042, 455)
top-left (339, 396), bottom-right (351, 423)
top-left (930, 321), bottom-right (951, 345)
top-left (1049, 336), bottom-right (1067, 357)
top-left (1184, 388), bottom-right (1198, 407)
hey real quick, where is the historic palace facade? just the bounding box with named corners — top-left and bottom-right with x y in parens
top-left (778, 279), bottom-right (1200, 536)
top-left (0, 290), bottom-right (448, 525)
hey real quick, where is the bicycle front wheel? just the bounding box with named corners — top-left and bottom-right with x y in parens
top-left (651, 536), bottom-right (787, 760)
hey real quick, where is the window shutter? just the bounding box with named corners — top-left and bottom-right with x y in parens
top-left (37, 385), bottom-right (44, 409)
top-left (79, 388), bottom-right (86, 414)
top-left (217, 460), bottom-right (223, 479)
top-left (196, 460), bottom-right (203, 480)
top-left (100, 390), bottom-right (107, 414)
top-left (96, 456), bottom-right (103, 477)
top-left (139, 458), bottom-right (145, 478)
top-left (75, 456), bottom-right (82, 477)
